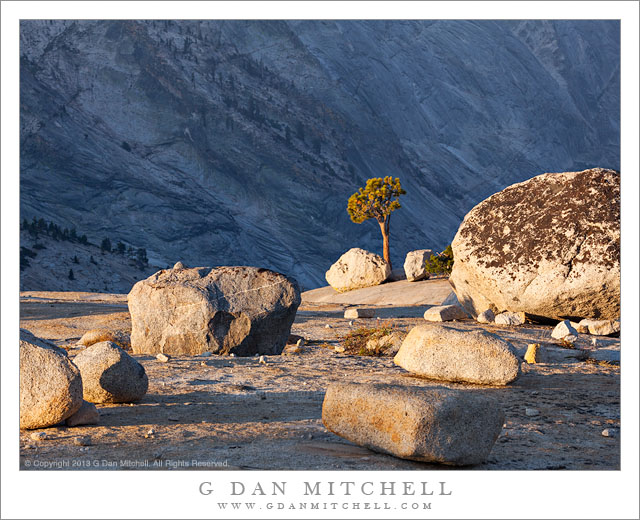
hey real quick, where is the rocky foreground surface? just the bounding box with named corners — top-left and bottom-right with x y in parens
top-left (19, 282), bottom-right (620, 471)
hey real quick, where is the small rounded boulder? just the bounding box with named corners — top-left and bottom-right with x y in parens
top-left (73, 341), bottom-right (148, 403)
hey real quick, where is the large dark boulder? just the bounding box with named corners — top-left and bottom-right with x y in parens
top-left (128, 266), bottom-right (301, 356)
top-left (449, 168), bottom-right (620, 320)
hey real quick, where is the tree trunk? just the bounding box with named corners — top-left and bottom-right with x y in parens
top-left (379, 217), bottom-right (391, 270)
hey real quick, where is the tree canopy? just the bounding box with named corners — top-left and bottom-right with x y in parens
top-left (347, 176), bottom-right (405, 224)
top-left (347, 176), bottom-right (406, 268)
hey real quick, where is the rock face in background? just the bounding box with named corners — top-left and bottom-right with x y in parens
top-left (19, 21), bottom-right (620, 290)
top-left (450, 168), bottom-right (620, 320)
top-left (322, 382), bottom-right (505, 465)
top-left (128, 266), bottom-right (301, 356)
top-left (20, 329), bottom-right (83, 429)
top-left (325, 248), bottom-right (390, 292)
top-left (404, 249), bottom-right (432, 282)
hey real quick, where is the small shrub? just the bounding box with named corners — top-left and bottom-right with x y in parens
top-left (340, 320), bottom-right (403, 357)
top-left (425, 245), bottom-right (454, 276)
top-left (558, 337), bottom-right (575, 349)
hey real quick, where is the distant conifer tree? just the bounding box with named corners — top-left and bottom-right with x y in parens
top-left (347, 176), bottom-right (406, 269)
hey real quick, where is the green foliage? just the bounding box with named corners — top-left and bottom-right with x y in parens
top-left (425, 245), bottom-right (454, 276)
top-left (347, 176), bottom-right (406, 224)
top-left (100, 237), bottom-right (112, 252)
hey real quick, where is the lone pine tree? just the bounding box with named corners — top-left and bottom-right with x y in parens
top-left (347, 176), bottom-right (406, 269)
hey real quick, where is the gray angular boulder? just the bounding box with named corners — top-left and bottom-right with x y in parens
top-left (394, 324), bottom-right (520, 385)
top-left (325, 248), bottom-right (390, 292)
top-left (404, 249), bottom-right (433, 282)
top-left (128, 266), bottom-right (301, 356)
top-left (551, 320), bottom-right (578, 339)
top-left (66, 400), bottom-right (100, 427)
top-left (73, 341), bottom-right (148, 403)
top-left (322, 382), bottom-right (505, 466)
top-left (449, 168), bottom-right (620, 320)
top-left (423, 304), bottom-right (467, 322)
top-left (495, 311), bottom-right (526, 326)
top-left (20, 329), bottom-right (83, 429)
top-left (579, 318), bottom-right (620, 336)
top-left (477, 309), bottom-right (496, 323)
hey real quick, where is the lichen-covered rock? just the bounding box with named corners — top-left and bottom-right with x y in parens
top-left (128, 266), bottom-right (301, 356)
top-left (322, 382), bottom-right (505, 465)
top-left (325, 248), bottom-right (390, 292)
top-left (449, 168), bottom-right (620, 320)
top-left (394, 324), bottom-right (520, 385)
top-left (403, 249), bottom-right (433, 282)
top-left (73, 341), bottom-right (148, 403)
top-left (20, 329), bottom-right (83, 429)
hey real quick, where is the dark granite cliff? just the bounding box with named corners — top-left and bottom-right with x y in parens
top-left (20, 20), bottom-right (620, 289)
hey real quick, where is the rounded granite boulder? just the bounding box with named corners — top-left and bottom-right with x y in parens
top-left (73, 341), bottom-right (148, 403)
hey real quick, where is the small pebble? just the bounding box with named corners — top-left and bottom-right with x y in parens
top-left (348, 321), bottom-right (354, 326)
top-left (601, 428), bottom-right (617, 438)
top-left (591, 338), bottom-right (598, 347)
top-left (30, 432), bottom-right (48, 442)
top-left (200, 361), bottom-right (207, 366)
top-left (73, 436), bottom-right (92, 446)
top-left (230, 353), bottom-right (236, 357)
top-left (259, 355), bottom-right (266, 364)
top-left (167, 415), bottom-right (179, 422)
top-left (147, 428), bottom-right (155, 435)
top-left (156, 353), bottom-right (171, 363)
top-left (324, 324), bottom-right (331, 329)
top-left (296, 338), bottom-right (305, 347)
top-left (200, 352), bottom-right (212, 357)
top-left (334, 346), bottom-right (345, 353)
top-left (525, 408), bottom-right (540, 417)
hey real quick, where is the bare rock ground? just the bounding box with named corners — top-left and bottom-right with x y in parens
top-left (18, 283), bottom-right (619, 471)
